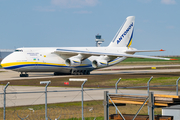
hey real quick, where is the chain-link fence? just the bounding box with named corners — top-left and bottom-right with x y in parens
top-left (0, 77), bottom-right (179, 120)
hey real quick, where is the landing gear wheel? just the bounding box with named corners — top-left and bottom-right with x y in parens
top-left (87, 71), bottom-right (90, 75)
top-left (20, 73), bottom-right (29, 77)
top-left (54, 72), bottom-right (62, 76)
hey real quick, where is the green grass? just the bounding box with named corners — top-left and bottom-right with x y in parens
top-left (1, 100), bottom-right (102, 111)
top-left (108, 76), bottom-right (180, 87)
top-left (0, 101), bottom-right (105, 119)
top-left (117, 57), bottom-right (180, 65)
top-left (1, 73), bottom-right (180, 89)
top-left (0, 100), bottom-right (160, 120)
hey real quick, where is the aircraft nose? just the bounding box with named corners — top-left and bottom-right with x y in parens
top-left (1, 55), bottom-right (11, 69)
top-left (1, 53), bottom-right (17, 69)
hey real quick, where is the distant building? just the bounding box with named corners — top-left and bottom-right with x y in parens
top-left (0, 49), bottom-right (14, 61)
top-left (95, 34), bottom-right (104, 47)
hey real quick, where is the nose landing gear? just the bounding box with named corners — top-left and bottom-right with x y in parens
top-left (20, 72), bottom-right (29, 77)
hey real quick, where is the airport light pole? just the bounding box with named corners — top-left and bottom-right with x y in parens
top-left (69, 78), bottom-right (87, 120)
top-left (40, 81), bottom-right (51, 120)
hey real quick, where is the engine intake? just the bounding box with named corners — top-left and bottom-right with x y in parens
top-left (92, 59), bottom-right (108, 68)
top-left (65, 57), bottom-right (81, 66)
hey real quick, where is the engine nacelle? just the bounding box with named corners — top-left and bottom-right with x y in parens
top-left (65, 57), bottom-right (81, 66)
top-left (92, 59), bottom-right (108, 68)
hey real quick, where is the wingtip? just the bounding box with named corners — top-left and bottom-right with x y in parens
top-left (160, 49), bottom-right (165, 51)
top-left (170, 59), bottom-right (179, 60)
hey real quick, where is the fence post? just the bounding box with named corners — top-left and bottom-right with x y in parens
top-left (40, 81), bottom-right (51, 120)
top-left (115, 78), bottom-right (121, 114)
top-left (81, 80), bottom-right (87, 120)
top-left (147, 76), bottom-right (153, 115)
top-left (176, 77), bottom-right (180, 95)
top-left (3, 82), bottom-right (10, 120)
top-left (104, 91), bottom-right (109, 120)
top-left (149, 92), bottom-right (154, 120)
top-left (69, 78), bottom-right (87, 120)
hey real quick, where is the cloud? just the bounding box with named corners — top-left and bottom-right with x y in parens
top-left (161, 0), bottom-right (176, 4)
top-left (166, 25), bottom-right (175, 29)
top-left (51, 0), bottom-right (99, 8)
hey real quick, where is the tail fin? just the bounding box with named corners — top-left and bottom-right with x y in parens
top-left (108, 16), bottom-right (135, 47)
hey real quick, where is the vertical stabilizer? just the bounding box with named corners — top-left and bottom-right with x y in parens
top-left (108, 16), bottom-right (135, 47)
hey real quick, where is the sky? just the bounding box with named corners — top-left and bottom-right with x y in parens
top-left (0, 0), bottom-right (179, 55)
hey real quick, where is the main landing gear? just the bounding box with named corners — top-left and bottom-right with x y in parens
top-left (20, 72), bottom-right (29, 77)
top-left (71, 70), bottom-right (90, 75)
top-left (54, 70), bottom-right (90, 76)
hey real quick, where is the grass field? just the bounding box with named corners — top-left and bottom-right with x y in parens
top-left (1, 72), bottom-right (179, 89)
top-left (123, 57), bottom-right (180, 62)
top-left (0, 100), bottom-right (161, 120)
top-left (119, 57), bottom-right (180, 65)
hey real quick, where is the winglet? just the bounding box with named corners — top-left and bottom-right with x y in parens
top-left (160, 49), bottom-right (165, 51)
top-left (170, 59), bottom-right (179, 60)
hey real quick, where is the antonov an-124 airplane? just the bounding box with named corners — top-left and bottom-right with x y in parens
top-left (1, 16), bottom-right (173, 77)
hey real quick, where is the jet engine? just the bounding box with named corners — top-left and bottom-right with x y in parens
top-left (92, 59), bottom-right (108, 68)
top-left (65, 54), bottom-right (83, 66)
top-left (65, 57), bottom-right (81, 66)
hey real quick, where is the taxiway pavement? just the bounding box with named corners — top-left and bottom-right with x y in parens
top-left (0, 65), bottom-right (180, 81)
top-left (0, 85), bottom-right (177, 107)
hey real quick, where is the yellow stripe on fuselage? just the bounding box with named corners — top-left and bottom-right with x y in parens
top-left (1, 62), bottom-right (89, 68)
top-left (1, 62), bottom-right (66, 68)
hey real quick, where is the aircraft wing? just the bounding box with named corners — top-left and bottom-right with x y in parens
top-left (54, 49), bottom-right (172, 60)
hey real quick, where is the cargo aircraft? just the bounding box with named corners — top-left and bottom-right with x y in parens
top-left (1, 16), bottom-right (172, 77)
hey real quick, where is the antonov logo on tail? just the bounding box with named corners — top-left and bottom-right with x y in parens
top-left (117, 22), bottom-right (133, 44)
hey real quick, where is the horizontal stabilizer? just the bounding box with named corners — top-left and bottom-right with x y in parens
top-left (170, 59), bottom-right (178, 60)
top-left (125, 49), bottom-right (166, 54)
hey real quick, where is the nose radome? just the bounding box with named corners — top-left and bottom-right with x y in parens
top-left (1, 52), bottom-right (20, 68)
top-left (1, 54), bottom-right (13, 68)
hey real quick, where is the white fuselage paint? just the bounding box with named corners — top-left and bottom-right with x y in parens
top-left (1, 47), bottom-right (131, 73)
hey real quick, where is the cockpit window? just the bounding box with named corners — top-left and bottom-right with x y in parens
top-left (15, 49), bottom-right (23, 52)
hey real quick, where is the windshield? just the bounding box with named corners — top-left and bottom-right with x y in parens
top-left (15, 49), bottom-right (23, 52)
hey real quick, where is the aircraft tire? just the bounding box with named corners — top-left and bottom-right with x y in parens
top-left (80, 71), bottom-right (83, 75)
top-left (77, 71), bottom-right (80, 75)
top-left (72, 70), bottom-right (88, 75)
top-left (54, 72), bottom-right (62, 76)
top-left (20, 74), bottom-right (29, 77)
top-left (72, 70), bottom-right (77, 75)
top-left (80, 71), bottom-right (84, 75)
top-left (54, 72), bottom-right (58, 76)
